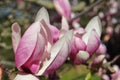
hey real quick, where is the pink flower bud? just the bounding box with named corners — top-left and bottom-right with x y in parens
top-left (70, 16), bottom-right (102, 64)
top-left (54, 0), bottom-right (71, 20)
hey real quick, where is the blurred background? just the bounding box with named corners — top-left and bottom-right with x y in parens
top-left (0, 0), bottom-right (120, 80)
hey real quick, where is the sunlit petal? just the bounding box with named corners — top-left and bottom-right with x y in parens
top-left (61, 16), bottom-right (69, 31)
top-left (85, 16), bottom-right (102, 37)
top-left (14, 73), bottom-right (39, 80)
top-left (82, 16), bottom-right (102, 44)
top-left (35, 7), bottom-right (50, 24)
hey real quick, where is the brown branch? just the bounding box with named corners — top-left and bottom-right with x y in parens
top-left (109, 55), bottom-right (120, 64)
top-left (69, 0), bottom-right (104, 23)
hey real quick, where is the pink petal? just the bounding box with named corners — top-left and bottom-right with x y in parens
top-left (22, 33), bottom-right (45, 74)
top-left (49, 25), bottom-right (59, 43)
top-left (14, 73), bottom-right (39, 80)
top-left (40, 20), bottom-right (53, 45)
top-left (35, 7), bottom-right (50, 24)
top-left (15, 21), bottom-right (41, 69)
top-left (11, 22), bottom-right (21, 53)
top-left (86, 30), bottom-right (100, 55)
top-left (93, 55), bottom-right (105, 64)
top-left (36, 30), bottom-right (73, 75)
top-left (96, 43), bottom-right (107, 54)
top-left (54, 0), bottom-right (71, 20)
top-left (74, 28), bottom-right (86, 36)
top-left (44, 42), bottom-right (69, 74)
top-left (44, 30), bottom-right (73, 74)
top-left (74, 36), bottom-right (86, 50)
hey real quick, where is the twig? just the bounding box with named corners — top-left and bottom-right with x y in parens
top-left (69, 0), bottom-right (104, 23)
top-left (109, 55), bottom-right (120, 64)
top-left (0, 61), bottom-right (15, 67)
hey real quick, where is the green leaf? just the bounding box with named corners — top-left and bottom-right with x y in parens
top-left (85, 72), bottom-right (91, 80)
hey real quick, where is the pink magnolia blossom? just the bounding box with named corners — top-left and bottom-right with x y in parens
top-left (70, 16), bottom-right (102, 64)
top-left (53, 0), bottom-right (71, 20)
top-left (12, 7), bottom-right (73, 79)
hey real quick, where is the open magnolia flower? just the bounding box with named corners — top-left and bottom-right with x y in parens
top-left (12, 7), bottom-right (73, 79)
top-left (70, 16), bottom-right (102, 64)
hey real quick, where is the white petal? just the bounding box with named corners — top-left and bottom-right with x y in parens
top-left (82, 16), bottom-right (102, 44)
top-left (61, 16), bottom-right (69, 31)
top-left (85, 16), bottom-right (102, 37)
top-left (77, 51), bottom-right (90, 61)
top-left (35, 7), bottom-right (50, 24)
top-left (14, 73), bottom-right (39, 80)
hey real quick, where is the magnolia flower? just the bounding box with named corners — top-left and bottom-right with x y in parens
top-left (53, 0), bottom-right (71, 20)
top-left (12, 7), bottom-right (73, 79)
top-left (70, 16), bottom-right (102, 64)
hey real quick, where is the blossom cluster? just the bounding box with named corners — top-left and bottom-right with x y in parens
top-left (10, 0), bottom-right (120, 80)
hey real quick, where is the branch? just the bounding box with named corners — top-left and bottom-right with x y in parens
top-left (0, 60), bottom-right (15, 67)
top-left (109, 55), bottom-right (120, 64)
top-left (69, 0), bottom-right (104, 23)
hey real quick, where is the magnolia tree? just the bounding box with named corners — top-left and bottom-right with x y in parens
top-left (0, 0), bottom-right (120, 80)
